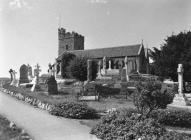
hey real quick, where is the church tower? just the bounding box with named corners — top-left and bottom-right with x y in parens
top-left (58, 28), bottom-right (84, 56)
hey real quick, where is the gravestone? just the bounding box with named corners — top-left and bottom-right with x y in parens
top-left (97, 60), bottom-right (102, 78)
top-left (102, 56), bottom-right (107, 75)
top-left (87, 59), bottom-right (92, 81)
top-left (109, 60), bottom-right (111, 70)
top-left (19, 64), bottom-right (29, 84)
top-left (31, 64), bottom-right (41, 92)
top-left (124, 56), bottom-right (130, 81)
top-left (9, 69), bottom-right (13, 82)
top-left (171, 64), bottom-right (187, 106)
top-left (177, 64), bottom-right (183, 94)
top-left (10, 70), bottom-right (18, 86)
top-left (46, 76), bottom-right (58, 95)
top-left (27, 64), bottom-right (33, 79)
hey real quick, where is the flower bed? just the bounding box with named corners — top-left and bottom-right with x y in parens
top-left (50, 102), bottom-right (99, 119)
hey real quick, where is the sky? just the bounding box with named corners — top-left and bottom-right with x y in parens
top-left (0, 0), bottom-right (191, 77)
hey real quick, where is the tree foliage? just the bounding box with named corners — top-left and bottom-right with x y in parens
top-left (60, 52), bottom-right (76, 78)
top-left (150, 31), bottom-right (191, 82)
top-left (69, 56), bottom-right (98, 81)
top-left (133, 81), bottom-right (174, 118)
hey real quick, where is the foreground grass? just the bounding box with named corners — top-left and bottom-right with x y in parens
top-left (0, 114), bottom-right (32, 140)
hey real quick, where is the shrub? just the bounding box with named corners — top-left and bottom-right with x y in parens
top-left (91, 109), bottom-right (167, 140)
top-left (130, 118), bottom-right (166, 139)
top-left (50, 102), bottom-right (98, 119)
top-left (69, 56), bottom-right (98, 81)
top-left (133, 81), bottom-right (174, 118)
top-left (91, 108), bottom-right (191, 140)
top-left (150, 109), bottom-right (191, 128)
top-left (116, 108), bottom-right (191, 129)
top-left (61, 52), bottom-right (76, 78)
top-left (158, 131), bottom-right (191, 140)
top-left (91, 111), bottom-right (135, 140)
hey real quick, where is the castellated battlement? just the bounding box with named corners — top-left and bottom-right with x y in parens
top-left (58, 27), bottom-right (84, 56)
top-left (58, 28), bottom-right (84, 39)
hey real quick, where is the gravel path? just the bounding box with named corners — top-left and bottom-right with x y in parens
top-left (0, 91), bottom-right (99, 140)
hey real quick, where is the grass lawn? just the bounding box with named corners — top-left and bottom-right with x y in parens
top-left (0, 114), bottom-right (32, 140)
top-left (3, 84), bottom-right (135, 112)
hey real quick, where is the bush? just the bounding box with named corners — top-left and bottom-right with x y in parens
top-left (61, 52), bottom-right (76, 78)
top-left (112, 108), bottom-right (191, 128)
top-left (91, 109), bottom-right (166, 140)
top-left (91, 111), bottom-right (135, 140)
top-left (50, 102), bottom-right (99, 119)
top-left (158, 131), bottom-right (191, 140)
top-left (91, 109), bottom-right (191, 140)
top-left (133, 81), bottom-right (174, 117)
top-left (69, 56), bottom-right (98, 81)
top-left (150, 109), bottom-right (191, 128)
top-left (130, 118), bottom-right (166, 139)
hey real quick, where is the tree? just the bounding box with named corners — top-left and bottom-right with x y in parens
top-left (69, 56), bottom-right (98, 81)
top-left (150, 31), bottom-right (191, 84)
top-left (60, 52), bottom-right (76, 78)
top-left (133, 81), bottom-right (174, 118)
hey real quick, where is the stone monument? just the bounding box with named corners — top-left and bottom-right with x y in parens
top-left (124, 56), bottom-right (130, 82)
top-left (171, 64), bottom-right (186, 106)
top-left (177, 64), bottom-right (183, 94)
top-left (19, 64), bottom-right (29, 84)
top-left (9, 69), bottom-right (13, 83)
top-left (46, 76), bottom-right (58, 95)
top-left (87, 59), bottom-right (92, 81)
top-left (97, 60), bottom-right (102, 78)
top-left (102, 56), bottom-right (107, 75)
top-left (27, 64), bottom-right (33, 80)
top-left (31, 63), bottom-right (41, 92)
top-left (109, 60), bottom-right (111, 70)
top-left (10, 70), bottom-right (18, 86)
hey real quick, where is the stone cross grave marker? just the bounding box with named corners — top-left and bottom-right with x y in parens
top-left (31, 63), bottom-right (41, 92)
top-left (10, 70), bottom-right (18, 86)
top-left (171, 64), bottom-right (186, 106)
top-left (9, 69), bottom-right (13, 83)
top-left (27, 64), bottom-right (33, 80)
top-left (177, 64), bottom-right (184, 94)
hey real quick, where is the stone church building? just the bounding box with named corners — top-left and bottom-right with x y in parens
top-left (56, 28), bottom-right (149, 77)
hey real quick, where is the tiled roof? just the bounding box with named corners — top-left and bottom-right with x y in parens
top-left (57, 44), bottom-right (142, 60)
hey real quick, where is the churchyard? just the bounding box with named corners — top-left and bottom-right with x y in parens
top-left (1, 51), bottom-right (191, 140)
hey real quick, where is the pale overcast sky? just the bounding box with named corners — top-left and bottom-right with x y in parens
top-left (0, 0), bottom-right (191, 77)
